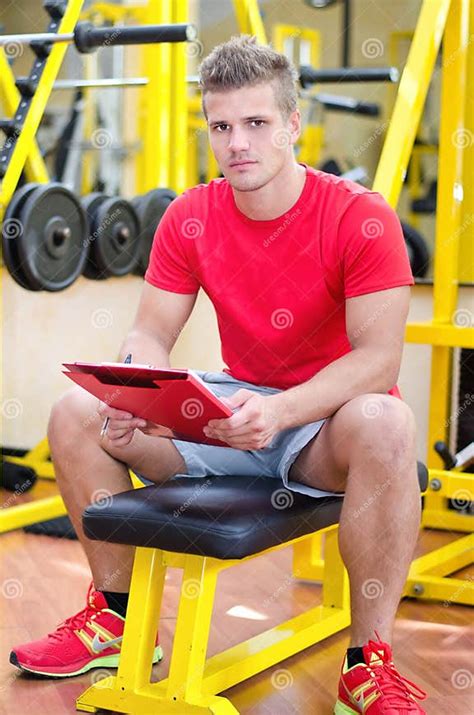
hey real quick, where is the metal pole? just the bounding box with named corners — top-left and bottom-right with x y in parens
top-left (0, 32), bottom-right (74, 46)
top-left (299, 65), bottom-right (399, 86)
top-left (0, 22), bottom-right (196, 51)
top-left (342, 0), bottom-right (351, 67)
top-left (52, 77), bottom-right (149, 89)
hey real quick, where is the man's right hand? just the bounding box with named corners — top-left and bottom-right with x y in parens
top-left (98, 402), bottom-right (147, 447)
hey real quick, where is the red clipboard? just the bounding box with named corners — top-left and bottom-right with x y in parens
top-left (63, 362), bottom-right (233, 447)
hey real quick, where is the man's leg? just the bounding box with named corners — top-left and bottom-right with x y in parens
top-left (288, 393), bottom-right (421, 646)
top-left (48, 386), bottom-right (187, 592)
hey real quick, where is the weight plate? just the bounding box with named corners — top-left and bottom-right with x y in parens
top-left (17, 183), bottom-right (89, 291)
top-left (89, 196), bottom-right (140, 277)
top-left (401, 220), bottom-right (430, 278)
top-left (1, 183), bottom-right (42, 291)
top-left (81, 192), bottom-right (110, 280)
top-left (132, 188), bottom-right (177, 275)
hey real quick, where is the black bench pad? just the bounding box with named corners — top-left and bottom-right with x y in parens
top-left (83, 463), bottom-right (428, 560)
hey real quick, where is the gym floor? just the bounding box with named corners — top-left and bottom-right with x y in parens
top-left (0, 480), bottom-right (472, 715)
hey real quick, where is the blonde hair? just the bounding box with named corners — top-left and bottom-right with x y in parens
top-left (199, 35), bottom-right (299, 119)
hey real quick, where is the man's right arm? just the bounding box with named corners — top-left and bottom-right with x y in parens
top-left (118, 282), bottom-right (198, 366)
top-left (99, 282), bottom-right (198, 445)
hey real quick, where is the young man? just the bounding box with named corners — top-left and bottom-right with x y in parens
top-left (11, 36), bottom-right (428, 713)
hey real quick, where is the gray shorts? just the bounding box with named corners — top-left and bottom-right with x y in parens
top-left (137, 370), bottom-right (343, 499)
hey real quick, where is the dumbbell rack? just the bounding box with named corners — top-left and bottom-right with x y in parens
top-left (0, 51), bottom-right (49, 186)
top-left (293, 0), bottom-right (473, 608)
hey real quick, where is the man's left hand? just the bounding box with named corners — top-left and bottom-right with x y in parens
top-left (204, 389), bottom-right (282, 450)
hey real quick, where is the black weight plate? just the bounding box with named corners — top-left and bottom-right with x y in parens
top-left (80, 192), bottom-right (110, 280)
top-left (89, 196), bottom-right (140, 277)
top-left (1, 183), bottom-right (42, 291)
top-left (401, 220), bottom-right (430, 278)
top-left (2, 461), bottom-right (37, 492)
top-left (17, 183), bottom-right (89, 291)
top-left (132, 187), bottom-right (177, 275)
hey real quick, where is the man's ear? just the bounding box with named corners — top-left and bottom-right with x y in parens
top-left (288, 108), bottom-right (301, 145)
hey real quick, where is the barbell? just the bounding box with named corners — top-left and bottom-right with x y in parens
top-left (0, 21), bottom-right (197, 54)
top-left (299, 65), bottom-right (399, 87)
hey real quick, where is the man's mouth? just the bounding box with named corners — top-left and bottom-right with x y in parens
top-left (229, 160), bottom-right (257, 167)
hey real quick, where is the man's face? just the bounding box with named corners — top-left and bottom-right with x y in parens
top-left (204, 82), bottom-right (300, 192)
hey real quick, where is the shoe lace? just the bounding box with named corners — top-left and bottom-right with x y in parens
top-left (48, 583), bottom-right (99, 642)
top-left (371, 661), bottom-right (427, 707)
top-left (368, 632), bottom-right (427, 708)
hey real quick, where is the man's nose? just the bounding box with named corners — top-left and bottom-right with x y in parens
top-left (228, 127), bottom-right (250, 152)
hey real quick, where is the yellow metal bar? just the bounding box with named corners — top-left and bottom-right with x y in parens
top-left (0, 0), bottom-right (85, 210)
top-left (115, 546), bottom-right (164, 689)
top-left (458, 0), bottom-right (474, 281)
top-left (407, 148), bottom-right (422, 229)
top-left (408, 534), bottom-right (473, 577)
top-left (298, 28), bottom-right (320, 67)
top-left (299, 123), bottom-right (324, 166)
top-left (322, 526), bottom-right (350, 610)
top-left (206, 140), bottom-right (220, 184)
top-left (426, 469), bottom-right (474, 498)
top-left (0, 495), bottom-right (66, 534)
top-left (427, 347), bottom-right (453, 471)
top-left (433, 0), bottom-right (469, 321)
top-left (424, 0), bottom-right (469, 484)
top-left (405, 322), bottom-right (474, 347)
top-left (232, 0), bottom-right (267, 44)
top-left (169, 0), bottom-right (188, 193)
top-left (201, 606), bottom-right (350, 697)
top-left (0, 50), bottom-right (49, 188)
top-left (272, 24), bottom-right (320, 67)
top-left (137, 0), bottom-right (172, 192)
top-left (292, 531), bottom-right (325, 581)
top-left (166, 555), bottom-right (219, 702)
top-left (188, 96), bottom-right (202, 114)
top-left (373, 0), bottom-right (451, 207)
top-left (405, 574), bottom-right (474, 605)
top-left (187, 126), bottom-right (199, 186)
top-left (422, 509), bottom-right (473, 531)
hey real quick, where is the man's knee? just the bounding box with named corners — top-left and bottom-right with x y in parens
top-left (48, 387), bottom-right (101, 449)
top-left (335, 393), bottom-right (416, 464)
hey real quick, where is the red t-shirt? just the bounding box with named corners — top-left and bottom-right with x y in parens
top-left (145, 164), bottom-right (414, 397)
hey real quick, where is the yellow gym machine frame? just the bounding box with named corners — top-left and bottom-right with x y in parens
top-left (75, 1), bottom-right (472, 713)
top-left (388, 31), bottom-right (439, 232)
top-left (294, 0), bottom-right (474, 606)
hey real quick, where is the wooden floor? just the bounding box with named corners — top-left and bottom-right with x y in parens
top-left (0, 480), bottom-right (472, 715)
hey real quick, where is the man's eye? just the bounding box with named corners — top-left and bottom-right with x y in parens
top-left (251, 120), bottom-right (265, 127)
top-left (215, 124), bottom-right (228, 132)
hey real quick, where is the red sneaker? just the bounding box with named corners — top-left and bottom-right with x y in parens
top-left (10, 582), bottom-right (163, 677)
top-left (335, 632), bottom-right (428, 714)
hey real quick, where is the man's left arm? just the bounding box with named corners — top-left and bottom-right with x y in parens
top-left (204, 286), bottom-right (410, 449)
top-left (271, 285), bottom-right (411, 430)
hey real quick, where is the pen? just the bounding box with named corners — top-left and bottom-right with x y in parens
top-left (100, 353), bottom-right (132, 438)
